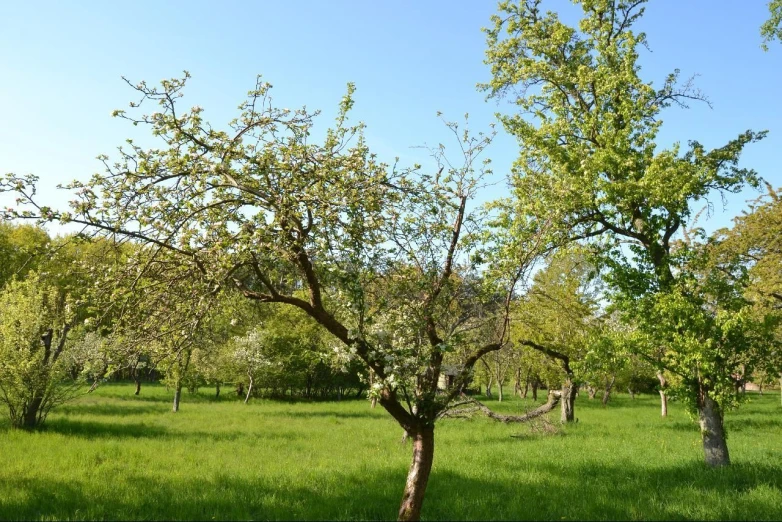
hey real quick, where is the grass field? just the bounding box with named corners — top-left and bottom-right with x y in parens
top-left (1, 383), bottom-right (781, 520)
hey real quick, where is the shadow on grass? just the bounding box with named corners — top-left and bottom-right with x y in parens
top-left (57, 402), bottom-right (164, 417)
top-left (40, 417), bottom-right (310, 445)
top-left (0, 442), bottom-right (782, 520)
top-left (2, 458), bottom-right (781, 520)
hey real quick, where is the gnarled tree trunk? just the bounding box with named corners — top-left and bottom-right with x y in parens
top-left (561, 379), bottom-right (576, 423)
top-left (398, 427), bottom-right (435, 521)
top-left (698, 394), bottom-right (730, 467)
top-left (657, 372), bottom-right (668, 417)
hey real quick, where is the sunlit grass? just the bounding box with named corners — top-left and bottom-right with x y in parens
top-left (1, 383), bottom-right (780, 520)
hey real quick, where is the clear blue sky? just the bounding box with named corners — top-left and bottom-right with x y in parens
top-left (1, 1), bottom-right (779, 235)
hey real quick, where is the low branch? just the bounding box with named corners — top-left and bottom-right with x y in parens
top-left (440, 391), bottom-right (560, 423)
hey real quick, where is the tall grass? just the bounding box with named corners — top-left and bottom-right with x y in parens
top-left (1, 383), bottom-right (780, 520)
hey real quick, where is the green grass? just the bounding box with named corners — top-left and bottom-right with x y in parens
top-left (1, 384), bottom-right (781, 520)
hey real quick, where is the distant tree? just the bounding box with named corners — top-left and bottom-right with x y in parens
top-left (0, 222), bottom-right (49, 288)
top-left (513, 248), bottom-right (599, 422)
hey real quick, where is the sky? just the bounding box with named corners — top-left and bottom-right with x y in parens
top-left (1, 0), bottom-right (780, 237)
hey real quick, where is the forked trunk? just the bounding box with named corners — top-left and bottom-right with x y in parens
top-left (21, 396), bottom-right (44, 429)
top-left (560, 379), bottom-right (576, 423)
top-left (172, 383), bottom-right (181, 413)
top-left (698, 394), bottom-right (730, 467)
top-left (657, 372), bottom-right (668, 417)
top-left (397, 427), bottom-right (435, 521)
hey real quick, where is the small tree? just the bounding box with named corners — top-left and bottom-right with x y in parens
top-left (0, 272), bottom-right (79, 428)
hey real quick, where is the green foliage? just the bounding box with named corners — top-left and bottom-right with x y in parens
top-left (0, 272), bottom-right (80, 428)
top-left (483, 0), bottom-right (764, 288)
top-left (0, 222), bottom-right (50, 288)
top-left (761, 0), bottom-right (782, 50)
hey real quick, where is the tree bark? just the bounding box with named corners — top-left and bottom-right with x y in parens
top-left (397, 427), bottom-right (435, 521)
top-left (602, 375), bottom-right (616, 406)
top-left (561, 379), bottom-right (576, 423)
top-left (172, 383), bottom-right (181, 413)
top-left (657, 372), bottom-right (668, 417)
top-left (21, 396), bottom-right (43, 429)
top-left (698, 394), bottom-right (730, 467)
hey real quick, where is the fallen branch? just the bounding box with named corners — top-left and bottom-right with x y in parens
top-left (439, 391), bottom-right (560, 423)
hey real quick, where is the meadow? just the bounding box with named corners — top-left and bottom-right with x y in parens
top-left (1, 383), bottom-right (781, 521)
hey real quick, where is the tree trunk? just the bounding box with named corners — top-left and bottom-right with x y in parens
top-left (602, 375), bottom-right (616, 406)
top-left (397, 427), bottom-right (435, 521)
top-left (657, 372), bottom-right (668, 417)
top-left (134, 378), bottom-right (141, 396)
top-left (498, 380), bottom-right (504, 402)
top-left (698, 394), bottom-right (730, 467)
top-left (514, 368), bottom-right (522, 397)
top-left (628, 388), bottom-right (635, 400)
top-left (587, 386), bottom-right (597, 400)
top-left (485, 375), bottom-right (493, 398)
top-left (172, 383), bottom-right (181, 413)
top-left (531, 380), bottom-right (538, 401)
top-left (236, 382), bottom-right (244, 398)
top-left (215, 383), bottom-right (221, 398)
top-left (21, 396), bottom-right (44, 429)
top-left (244, 376), bottom-right (254, 404)
top-left (560, 379), bottom-right (576, 423)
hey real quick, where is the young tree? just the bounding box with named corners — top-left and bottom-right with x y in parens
top-left (483, 0), bottom-right (764, 466)
top-left (2, 76), bottom-right (546, 519)
top-left (0, 272), bottom-right (79, 428)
